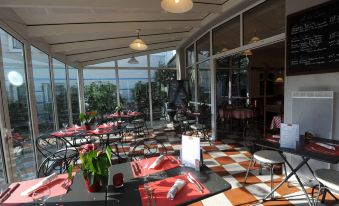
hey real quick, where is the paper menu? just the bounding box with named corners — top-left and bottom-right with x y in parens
top-left (181, 135), bottom-right (200, 168)
top-left (280, 123), bottom-right (299, 149)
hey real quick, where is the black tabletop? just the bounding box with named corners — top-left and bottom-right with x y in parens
top-left (107, 162), bottom-right (231, 206)
top-left (46, 173), bottom-right (107, 206)
top-left (257, 136), bottom-right (339, 164)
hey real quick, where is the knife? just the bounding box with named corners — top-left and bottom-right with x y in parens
top-left (0, 188), bottom-right (10, 199)
top-left (0, 183), bottom-right (20, 203)
top-left (188, 173), bottom-right (204, 190)
top-left (132, 163), bottom-right (139, 175)
top-left (187, 175), bottom-right (203, 193)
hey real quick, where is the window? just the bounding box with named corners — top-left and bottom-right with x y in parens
top-left (53, 59), bottom-right (69, 126)
top-left (83, 69), bottom-right (117, 115)
top-left (186, 44), bottom-right (194, 66)
top-left (117, 55), bottom-right (147, 67)
top-left (0, 28), bottom-right (36, 181)
top-left (197, 60), bottom-right (211, 104)
top-left (68, 67), bottom-right (80, 123)
top-left (31, 46), bottom-right (55, 133)
top-left (118, 69), bottom-right (149, 119)
top-left (243, 0), bottom-right (285, 45)
top-left (212, 16), bottom-right (240, 54)
top-left (87, 61), bottom-right (115, 67)
top-left (186, 66), bottom-right (196, 102)
top-left (150, 50), bottom-right (176, 68)
top-left (196, 33), bottom-right (210, 62)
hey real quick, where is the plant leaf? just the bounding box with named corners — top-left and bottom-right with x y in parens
top-left (67, 164), bottom-right (73, 180)
top-left (106, 146), bottom-right (112, 165)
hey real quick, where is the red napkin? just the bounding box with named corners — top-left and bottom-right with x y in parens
top-left (131, 156), bottom-right (180, 178)
top-left (51, 131), bottom-right (76, 137)
top-left (138, 174), bottom-right (210, 206)
top-left (2, 173), bottom-right (75, 206)
top-left (305, 141), bottom-right (339, 156)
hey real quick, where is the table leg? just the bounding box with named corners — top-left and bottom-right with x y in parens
top-left (263, 155), bottom-right (314, 206)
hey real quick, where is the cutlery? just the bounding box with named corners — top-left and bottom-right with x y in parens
top-left (188, 173), bottom-right (204, 190)
top-left (0, 183), bottom-right (20, 203)
top-left (132, 163), bottom-right (139, 175)
top-left (145, 187), bottom-right (156, 206)
top-left (0, 188), bottom-right (10, 199)
top-left (135, 162), bottom-right (142, 174)
top-left (187, 175), bottom-right (203, 193)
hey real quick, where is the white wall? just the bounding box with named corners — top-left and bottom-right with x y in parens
top-left (284, 0), bottom-right (339, 170)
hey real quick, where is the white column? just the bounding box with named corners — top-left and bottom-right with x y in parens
top-left (78, 67), bottom-right (85, 113)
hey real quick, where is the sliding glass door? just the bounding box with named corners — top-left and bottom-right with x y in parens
top-left (0, 28), bottom-right (36, 181)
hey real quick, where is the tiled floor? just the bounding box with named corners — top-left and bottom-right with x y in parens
top-left (114, 128), bottom-right (339, 206)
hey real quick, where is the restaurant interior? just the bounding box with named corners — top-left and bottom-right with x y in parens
top-left (0, 0), bottom-right (338, 205)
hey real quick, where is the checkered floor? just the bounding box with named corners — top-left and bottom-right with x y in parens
top-left (112, 128), bottom-right (339, 206)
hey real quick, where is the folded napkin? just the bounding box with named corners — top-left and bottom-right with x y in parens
top-left (21, 173), bottom-right (57, 196)
top-left (149, 155), bottom-right (165, 169)
top-left (316, 142), bottom-right (335, 150)
top-left (167, 179), bottom-right (187, 200)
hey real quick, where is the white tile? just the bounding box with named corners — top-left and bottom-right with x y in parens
top-left (208, 151), bottom-right (227, 158)
top-left (245, 183), bottom-right (280, 200)
top-left (229, 153), bottom-right (250, 162)
top-left (222, 163), bottom-right (246, 174)
top-left (223, 175), bottom-right (242, 189)
top-left (215, 144), bottom-right (232, 151)
top-left (250, 169), bottom-right (280, 183)
top-left (202, 193), bottom-right (233, 206)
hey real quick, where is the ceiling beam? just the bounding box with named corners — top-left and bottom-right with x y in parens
top-left (69, 40), bottom-right (179, 62)
top-left (27, 20), bottom-right (200, 37)
top-left (52, 31), bottom-right (187, 53)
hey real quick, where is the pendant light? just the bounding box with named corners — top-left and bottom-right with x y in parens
top-left (128, 54), bottom-right (139, 64)
top-left (161, 0), bottom-right (193, 13)
top-left (129, 29), bottom-right (148, 51)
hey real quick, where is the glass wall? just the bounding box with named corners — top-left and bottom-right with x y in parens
top-left (197, 61), bottom-right (211, 105)
top-left (196, 33), bottom-right (210, 63)
top-left (186, 44), bottom-right (194, 66)
top-left (0, 28), bottom-right (36, 181)
top-left (150, 51), bottom-right (176, 68)
top-left (117, 55), bottom-right (147, 67)
top-left (68, 67), bottom-right (80, 124)
top-left (83, 69), bottom-right (117, 117)
top-left (212, 16), bottom-right (240, 54)
top-left (186, 66), bottom-right (196, 103)
top-left (53, 59), bottom-right (69, 127)
top-left (119, 70), bottom-right (149, 118)
top-left (31, 46), bottom-right (55, 133)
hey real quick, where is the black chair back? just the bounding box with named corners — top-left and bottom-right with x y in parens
top-left (129, 138), bottom-right (167, 161)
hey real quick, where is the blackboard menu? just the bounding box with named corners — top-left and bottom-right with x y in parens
top-left (286, 0), bottom-right (339, 75)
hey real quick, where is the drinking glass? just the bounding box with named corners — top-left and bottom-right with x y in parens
top-left (32, 186), bottom-right (51, 206)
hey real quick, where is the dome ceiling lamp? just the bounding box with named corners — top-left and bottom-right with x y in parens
top-left (129, 29), bottom-right (148, 51)
top-left (128, 54), bottom-right (139, 64)
top-left (161, 0), bottom-right (193, 13)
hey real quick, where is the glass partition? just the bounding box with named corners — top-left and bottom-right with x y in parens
top-left (117, 55), bottom-right (147, 67)
top-left (31, 46), bottom-right (55, 133)
top-left (150, 50), bottom-right (176, 68)
top-left (53, 59), bottom-right (69, 127)
top-left (212, 16), bottom-right (240, 54)
top-left (186, 66), bottom-right (196, 102)
top-left (88, 61), bottom-right (115, 67)
top-left (118, 69), bottom-right (149, 119)
top-left (197, 60), bottom-right (211, 104)
top-left (196, 33), bottom-right (210, 62)
top-left (68, 67), bottom-right (80, 124)
top-left (186, 44), bottom-right (194, 67)
top-left (0, 29), bottom-right (36, 181)
top-left (243, 0), bottom-right (285, 45)
top-left (83, 69), bottom-right (117, 117)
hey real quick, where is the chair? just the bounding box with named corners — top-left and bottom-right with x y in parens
top-left (244, 147), bottom-right (287, 198)
top-left (129, 138), bottom-right (167, 161)
top-left (37, 150), bottom-right (75, 178)
top-left (176, 110), bottom-right (195, 134)
top-left (313, 169), bottom-right (339, 205)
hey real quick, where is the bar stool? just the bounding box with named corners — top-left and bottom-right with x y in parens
top-left (314, 169), bottom-right (339, 205)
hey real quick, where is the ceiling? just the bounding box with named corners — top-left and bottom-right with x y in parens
top-left (0, 0), bottom-right (255, 66)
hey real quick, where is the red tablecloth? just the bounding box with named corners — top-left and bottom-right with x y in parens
top-left (305, 141), bottom-right (339, 156)
top-left (87, 128), bottom-right (112, 135)
top-left (131, 155), bottom-right (180, 178)
top-left (138, 174), bottom-right (210, 206)
top-left (51, 131), bottom-right (77, 137)
top-left (264, 135), bottom-right (280, 144)
top-left (3, 173), bottom-right (75, 206)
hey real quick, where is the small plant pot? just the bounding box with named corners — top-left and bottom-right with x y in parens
top-left (84, 178), bottom-right (101, 192)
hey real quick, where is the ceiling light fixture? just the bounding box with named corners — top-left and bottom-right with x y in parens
top-left (128, 55), bottom-right (139, 64)
top-left (161, 0), bottom-right (193, 13)
top-left (129, 29), bottom-right (148, 51)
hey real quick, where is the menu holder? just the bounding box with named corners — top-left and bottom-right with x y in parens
top-left (280, 123), bottom-right (299, 149)
top-left (181, 135), bottom-right (200, 169)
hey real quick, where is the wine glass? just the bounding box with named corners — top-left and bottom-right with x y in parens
top-left (32, 186), bottom-right (51, 206)
top-left (62, 123), bottom-right (68, 132)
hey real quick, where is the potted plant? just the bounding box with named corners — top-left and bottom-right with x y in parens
top-left (79, 144), bottom-right (112, 192)
top-left (79, 111), bottom-right (97, 130)
top-left (115, 103), bottom-right (123, 115)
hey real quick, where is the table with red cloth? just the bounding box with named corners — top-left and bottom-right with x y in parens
top-left (107, 156), bottom-right (231, 206)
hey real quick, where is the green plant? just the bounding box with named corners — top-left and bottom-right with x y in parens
top-left (114, 103), bottom-right (123, 113)
top-left (80, 145), bottom-right (112, 186)
top-left (79, 111), bottom-right (97, 125)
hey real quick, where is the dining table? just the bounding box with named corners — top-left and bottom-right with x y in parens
top-left (257, 135), bottom-right (339, 206)
top-left (1, 156), bottom-right (231, 206)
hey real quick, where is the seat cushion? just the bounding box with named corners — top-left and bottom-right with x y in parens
top-left (253, 150), bottom-right (284, 164)
top-left (315, 169), bottom-right (339, 191)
